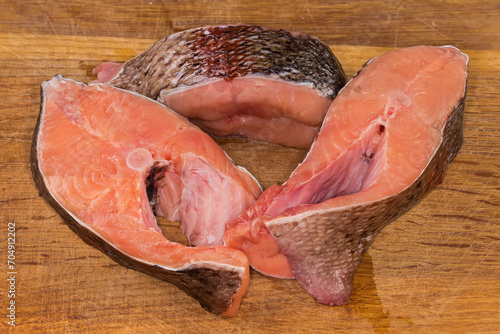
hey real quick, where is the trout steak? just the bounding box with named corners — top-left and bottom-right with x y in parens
top-left (93, 24), bottom-right (347, 149)
top-left (31, 76), bottom-right (263, 315)
top-left (224, 46), bottom-right (469, 304)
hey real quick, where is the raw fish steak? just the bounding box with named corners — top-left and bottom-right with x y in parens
top-left (224, 46), bottom-right (468, 304)
top-left (93, 24), bottom-right (347, 149)
top-left (31, 76), bottom-right (263, 315)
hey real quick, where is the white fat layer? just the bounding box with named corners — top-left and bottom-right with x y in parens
top-left (158, 74), bottom-right (317, 99)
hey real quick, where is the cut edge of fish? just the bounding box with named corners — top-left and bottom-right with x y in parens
top-left (31, 75), bottom-right (249, 316)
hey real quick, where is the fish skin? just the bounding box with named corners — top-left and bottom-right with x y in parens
top-left (107, 25), bottom-right (346, 100)
top-left (30, 76), bottom-right (255, 316)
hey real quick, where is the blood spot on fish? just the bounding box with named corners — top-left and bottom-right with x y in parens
top-left (146, 163), bottom-right (159, 208)
top-left (362, 152), bottom-right (375, 164)
top-left (146, 162), bottom-right (169, 210)
top-left (378, 124), bottom-right (386, 135)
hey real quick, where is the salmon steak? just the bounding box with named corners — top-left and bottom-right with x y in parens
top-left (92, 24), bottom-right (347, 149)
top-left (224, 46), bottom-right (469, 304)
top-left (31, 76), bottom-right (263, 315)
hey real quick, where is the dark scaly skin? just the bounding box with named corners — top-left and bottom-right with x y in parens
top-left (265, 93), bottom-right (466, 305)
top-left (108, 24), bottom-right (347, 100)
top-left (31, 82), bottom-right (244, 315)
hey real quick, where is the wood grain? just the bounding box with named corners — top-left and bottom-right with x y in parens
top-left (1, 1), bottom-right (499, 333)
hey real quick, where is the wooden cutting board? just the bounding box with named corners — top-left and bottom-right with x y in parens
top-left (1, 1), bottom-right (499, 333)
